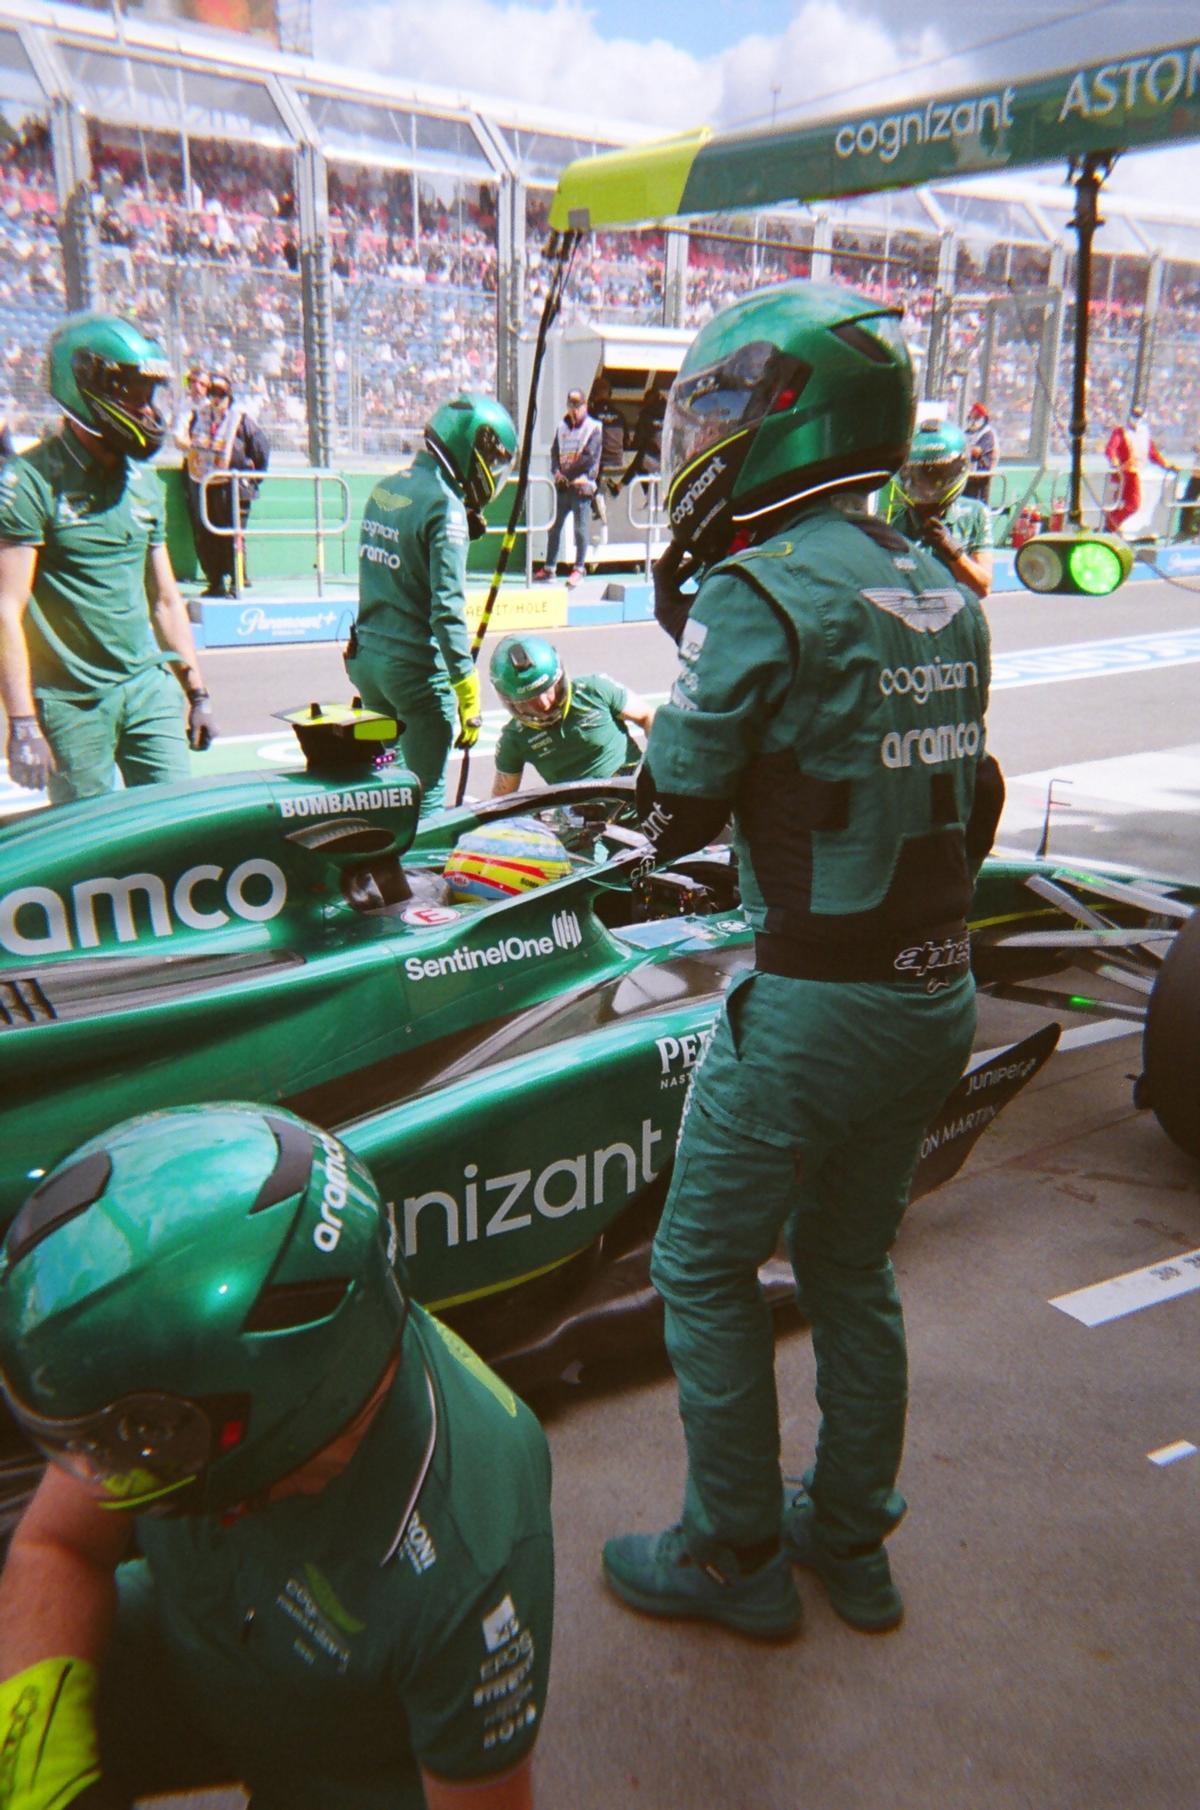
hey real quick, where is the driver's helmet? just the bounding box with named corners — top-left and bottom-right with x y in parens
top-left (663, 279), bottom-right (913, 561)
top-left (894, 419), bottom-right (970, 512)
top-left (444, 817), bottom-right (573, 902)
top-left (425, 394), bottom-right (518, 517)
top-left (46, 311), bottom-right (171, 461)
top-left (489, 635), bottom-right (568, 726)
top-left (0, 1105), bottom-right (408, 1517)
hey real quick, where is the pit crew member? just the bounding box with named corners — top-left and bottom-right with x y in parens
top-left (887, 419), bottom-right (993, 600)
top-left (347, 394), bottom-right (517, 815)
top-left (963, 400), bottom-right (998, 506)
top-left (603, 281), bottom-right (1004, 1640)
top-left (489, 633), bottom-right (652, 796)
top-left (1104, 405), bottom-right (1175, 535)
top-left (0, 312), bottom-right (216, 805)
top-left (532, 390), bottom-right (601, 589)
top-left (0, 1103), bottom-right (553, 1810)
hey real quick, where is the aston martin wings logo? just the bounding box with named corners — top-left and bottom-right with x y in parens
top-left (861, 587), bottom-right (966, 632)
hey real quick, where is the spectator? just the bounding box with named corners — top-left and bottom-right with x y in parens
top-left (533, 389), bottom-right (601, 589)
top-left (964, 400), bottom-right (998, 506)
top-left (617, 379), bottom-right (669, 492)
top-left (172, 363), bottom-right (208, 559)
top-left (1103, 411), bottom-right (1142, 534)
top-left (188, 372), bottom-right (245, 598)
top-left (589, 375), bottom-right (627, 476)
top-left (1178, 441), bottom-right (1200, 541)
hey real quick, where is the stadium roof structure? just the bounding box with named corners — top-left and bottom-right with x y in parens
top-left (0, 0), bottom-right (645, 184)
top-left (714, 174), bottom-right (1200, 264)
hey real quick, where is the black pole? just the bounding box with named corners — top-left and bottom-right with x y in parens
top-left (1067, 152), bottom-right (1112, 531)
top-left (454, 231), bottom-right (580, 806)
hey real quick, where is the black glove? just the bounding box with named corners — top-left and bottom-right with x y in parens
top-left (6, 714), bottom-right (54, 790)
top-left (466, 508), bottom-right (487, 542)
top-left (917, 514), bottom-right (963, 564)
top-left (186, 688), bottom-right (218, 752)
top-left (652, 539), bottom-right (702, 645)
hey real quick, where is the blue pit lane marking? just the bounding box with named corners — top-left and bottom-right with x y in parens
top-left (991, 628), bottom-right (1200, 690)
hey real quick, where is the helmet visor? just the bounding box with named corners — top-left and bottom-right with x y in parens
top-left (2, 1382), bottom-right (235, 1513)
top-left (467, 424), bottom-right (516, 511)
top-left (72, 351), bottom-right (169, 458)
top-left (663, 342), bottom-right (810, 491)
top-left (897, 453), bottom-right (968, 509)
top-left (508, 676), bottom-right (568, 724)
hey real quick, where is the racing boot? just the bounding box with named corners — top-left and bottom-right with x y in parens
top-left (602, 1524), bottom-right (801, 1640)
top-left (781, 1481), bottom-right (903, 1633)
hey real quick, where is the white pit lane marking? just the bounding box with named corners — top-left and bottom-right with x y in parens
top-left (1147, 1441), bottom-right (1197, 1467)
top-left (1050, 1248), bottom-right (1200, 1327)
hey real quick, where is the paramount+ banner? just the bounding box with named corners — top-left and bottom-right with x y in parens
top-left (552, 40), bottom-right (1200, 229)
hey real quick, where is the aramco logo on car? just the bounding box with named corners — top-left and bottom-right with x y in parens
top-left (404, 911), bottom-right (584, 982)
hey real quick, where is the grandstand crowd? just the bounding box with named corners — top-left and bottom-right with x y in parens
top-left (1, 115), bottom-right (1199, 465)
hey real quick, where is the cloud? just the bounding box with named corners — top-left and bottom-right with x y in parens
top-left (314, 0), bottom-right (973, 137)
top-left (316, 0), bottom-right (715, 131)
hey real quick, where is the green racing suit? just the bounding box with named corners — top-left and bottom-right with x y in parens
top-left (642, 499), bottom-right (1000, 1562)
top-left (96, 1306), bottom-right (553, 1810)
top-left (494, 674), bottom-right (640, 785)
top-left (347, 453), bottom-right (474, 815)
top-left (0, 430), bottom-right (190, 802)
top-left (890, 493), bottom-right (993, 562)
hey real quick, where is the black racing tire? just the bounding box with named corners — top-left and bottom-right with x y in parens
top-left (1141, 907), bottom-right (1200, 1160)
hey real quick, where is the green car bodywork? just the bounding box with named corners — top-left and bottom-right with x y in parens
top-left (0, 726), bottom-right (1194, 1328)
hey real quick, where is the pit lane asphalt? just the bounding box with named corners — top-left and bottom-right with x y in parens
top-left (171, 572), bottom-right (1200, 1808)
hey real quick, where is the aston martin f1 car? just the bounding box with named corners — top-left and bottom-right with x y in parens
top-left (0, 707), bottom-right (1196, 1518)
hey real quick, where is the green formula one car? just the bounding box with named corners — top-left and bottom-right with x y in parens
top-left (0, 706), bottom-right (1196, 1523)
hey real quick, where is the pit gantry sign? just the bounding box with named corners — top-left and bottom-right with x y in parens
top-left (548, 40), bottom-right (1200, 596)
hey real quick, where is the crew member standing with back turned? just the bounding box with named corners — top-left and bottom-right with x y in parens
top-left (347, 393), bottom-right (517, 815)
top-left (602, 281), bottom-right (1004, 1639)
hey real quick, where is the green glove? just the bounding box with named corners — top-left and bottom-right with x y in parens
top-left (0, 1657), bottom-right (103, 1809)
top-left (452, 671), bottom-right (483, 750)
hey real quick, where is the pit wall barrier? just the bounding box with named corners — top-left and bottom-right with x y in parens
top-left (161, 462), bottom-right (1200, 647)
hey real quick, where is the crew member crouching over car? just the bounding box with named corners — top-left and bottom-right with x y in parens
top-left (604, 280), bottom-right (1004, 1640)
top-left (489, 634), bottom-right (653, 796)
top-left (0, 1104), bottom-right (553, 1810)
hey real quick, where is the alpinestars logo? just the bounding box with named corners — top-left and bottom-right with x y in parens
top-left (862, 587), bottom-right (966, 633)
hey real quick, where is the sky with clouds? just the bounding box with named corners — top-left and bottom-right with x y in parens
top-left (313, 0), bottom-right (1199, 205)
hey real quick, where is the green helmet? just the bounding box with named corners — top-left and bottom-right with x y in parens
top-left (895, 419), bottom-right (970, 512)
top-left (425, 393), bottom-right (518, 527)
top-left (0, 1104), bottom-right (408, 1516)
top-left (489, 634), bottom-right (568, 725)
top-left (663, 280), bottom-right (914, 561)
top-left (46, 311), bottom-right (171, 460)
